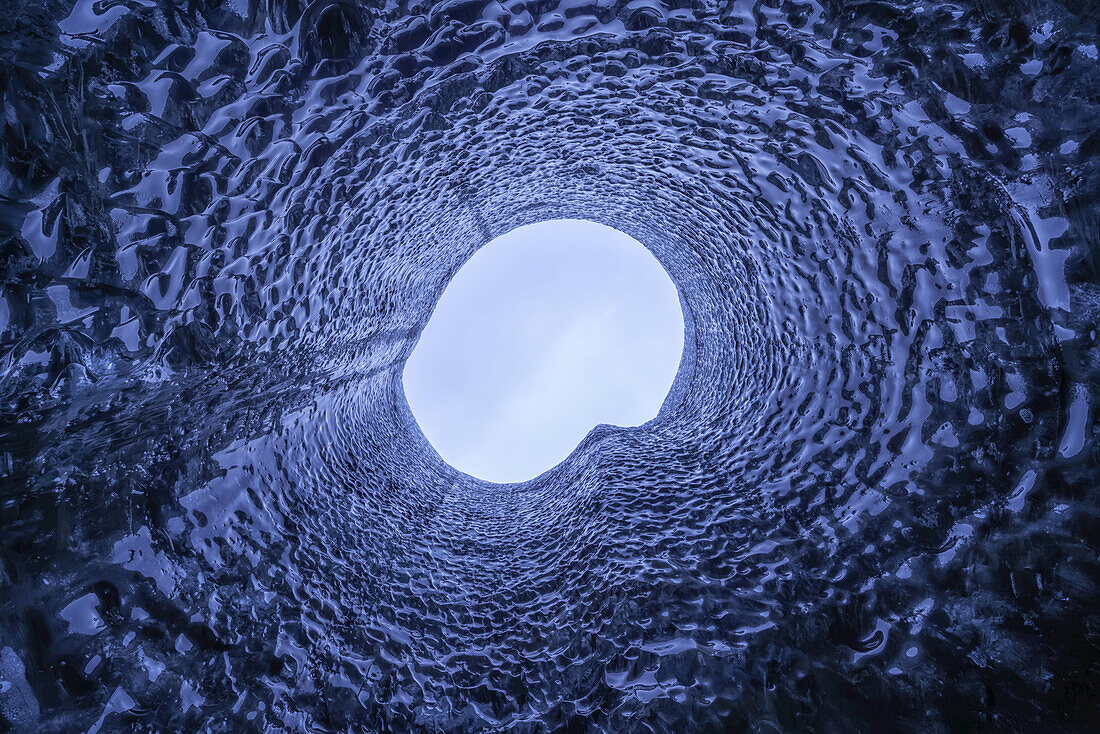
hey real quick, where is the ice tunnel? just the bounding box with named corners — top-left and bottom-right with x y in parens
top-left (0, 0), bottom-right (1097, 731)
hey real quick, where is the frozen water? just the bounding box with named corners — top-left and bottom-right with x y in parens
top-left (0, 0), bottom-right (1097, 731)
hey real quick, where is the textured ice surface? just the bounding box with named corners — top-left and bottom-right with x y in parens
top-left (0, 0), bottom-right (1098, 731)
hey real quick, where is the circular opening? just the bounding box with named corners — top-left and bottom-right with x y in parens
top-left (402, 219), bottom-right (685, 484)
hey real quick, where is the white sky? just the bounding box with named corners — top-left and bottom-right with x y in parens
top-left (402, 219), bottom-right (684, 483)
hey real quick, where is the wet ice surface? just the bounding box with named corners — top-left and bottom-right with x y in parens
top-left (0, 0), bottom-right (1098, 731)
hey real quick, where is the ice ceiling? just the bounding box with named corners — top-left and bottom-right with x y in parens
top-left (0, 0), bottom-right (1097, 731)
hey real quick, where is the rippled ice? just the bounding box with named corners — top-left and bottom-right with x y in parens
top-left (1, 0), bottom-right (1098, 731)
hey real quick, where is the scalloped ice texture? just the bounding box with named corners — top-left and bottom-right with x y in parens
top-left (0, 0), bottom-right (1097, 732)
top-left (402, 219), bottom-right (686, 484)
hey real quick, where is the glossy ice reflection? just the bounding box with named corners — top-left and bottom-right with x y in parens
top-left (0, 0), bottom-right (1096, 731)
